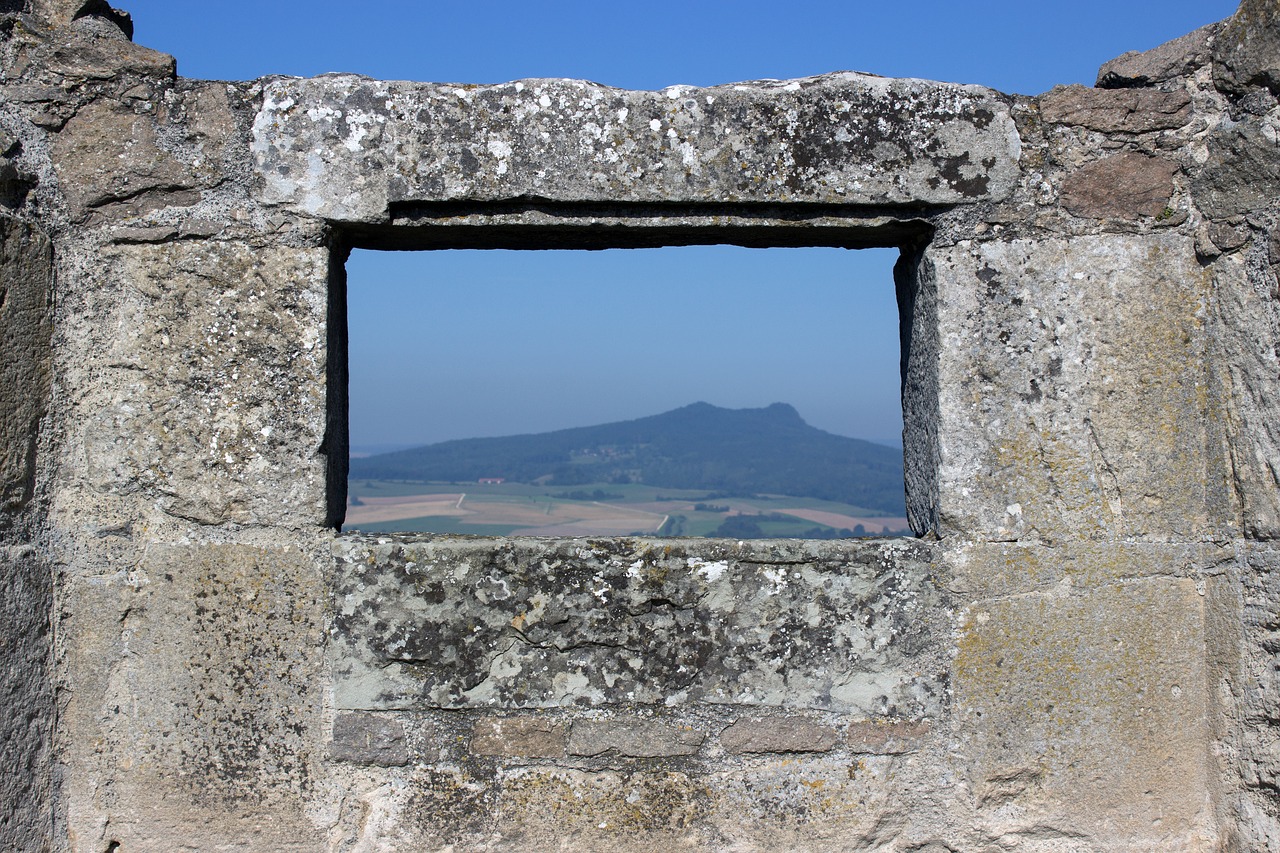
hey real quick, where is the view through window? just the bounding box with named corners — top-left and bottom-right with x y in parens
top-left (344, 246), bottom-right (908, 538)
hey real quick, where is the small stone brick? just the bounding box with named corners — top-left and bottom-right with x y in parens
top-left (568, 719), bottom-right (704, 758)
top-left (330, 712), bottom-right (409, 767)
top-left (471, 717), bottom-right (566, 758)
top-left (719, 718), bottom-right (839, 754)
top-left (846, 719), bottom-right (931, 755)
top-left (1060, 152), bottom-right (1178, 220)
top-left (1040, 85), bottom-right (1192, 134)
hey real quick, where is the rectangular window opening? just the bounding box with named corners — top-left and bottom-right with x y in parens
top-left (338, 244), bottom-right (915, 540)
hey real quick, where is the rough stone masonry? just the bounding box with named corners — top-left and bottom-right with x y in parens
top-left (1, 0), bottom-right (1280, 850)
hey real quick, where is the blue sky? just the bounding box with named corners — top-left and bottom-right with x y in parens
top-left (122, 1), bottom-right (1237, 450)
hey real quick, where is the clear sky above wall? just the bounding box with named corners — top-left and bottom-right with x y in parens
top-left (120, 1), bottom-right (1237, 452)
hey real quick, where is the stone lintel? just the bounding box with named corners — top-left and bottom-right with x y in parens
top-left (252, 73), bottom-right (1021, 223)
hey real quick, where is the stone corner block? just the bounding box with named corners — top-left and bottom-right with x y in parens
top-left (720, 717), bottom-right (840, 754)
top-left (471, 717), bottom-right (566, 758)
top-left (330, 712), bottom-right (409, 767)
top-left (567, 719), bottom-right (704, 758)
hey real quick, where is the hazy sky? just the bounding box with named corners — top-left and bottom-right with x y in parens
top-left (122, 0), bottom-right (1236, 450)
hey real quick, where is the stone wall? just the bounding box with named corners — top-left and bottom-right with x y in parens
top-left (0, 211), bottom-right (53, 852)
top-left (1, 0), bottom-right (1279, 850)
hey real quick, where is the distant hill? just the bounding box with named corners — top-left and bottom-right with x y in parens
top-left (349, 402), bottom-right (905, 515)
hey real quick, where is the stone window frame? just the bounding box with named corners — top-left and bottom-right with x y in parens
top-left (323, 202), bottom-right (941, 537)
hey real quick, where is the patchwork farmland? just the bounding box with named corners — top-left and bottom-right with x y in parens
top-left (346, 479), bottom-right (910, 538)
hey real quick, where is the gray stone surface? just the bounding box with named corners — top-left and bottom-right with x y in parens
top-left (332, 536), bottom-right (948, 715)
top-left (55, 240), bottom-right (331, 529)
top-left (251, 73), bottom-right (1022, 223)
top-left (472, 717), bottom-right (566, 758)
top-left (930, 234), bottom-right (1234, 542)
top-left (0, 214), bottom-right (52, 852)
top-left (3, 2), bottom-right (1279, 850)
top-left (954, 576), bottom-right (1214, 848)
top-left (1215, 0), bottom-right (1280, 94)
top-left (60, 542), bottom-right (328, 852)
top-left (0, 546), bottom-right (52, 853)
top-left (1209, 245), bottom-right (1280, 539)
top-left (1237, 544), bottom-right (1280, 845)
top-left (0, 213), bottom-right (49, 516)
top-left (1193, 117), bottom-right (1280, 220)
top-left (1097, 22), bottom-right (1222, 88)
top-left (331, 712), bottom-right (410, 766)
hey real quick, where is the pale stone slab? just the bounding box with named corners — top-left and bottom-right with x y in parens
top-left (251, 73), bottom-right (1021, 223)
top-left (955, 576), bottom-right (1214, 847)
top-left (61, 543), bottom-right (328, 851)
top-left (929, 233), bottom-right (1235, 542)
top-left (332, 536), bottom-right (948, 715)
top-left (1210, 251), bottom-right (1280, 538)
top-left (55, 241), bottom-right (331, 528)
top-left (472, 718), bottom-right (567, 758)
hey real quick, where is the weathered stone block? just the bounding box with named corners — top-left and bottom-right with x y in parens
top-left (719, 718), bottom-right (839, 754)
top-left (1236, 543), bottom-right (1280, 845)
top-left (1207, 220), bottom-right (1252, 252)
top-left (945, 540), bottom-right (1233, 600)
top-left (1097, 22), bottom-right (1221, 88)
top-left (1192, 118), bottom-right (1280, 220)
top-left (251, 73), bottom-right (1021, 222)
top-left (1060, 151), bottom-right (1178, 219)
top-left (332, 536), bottom-right (948, 715)
top-left (846, 719), bottom-right (929, 754)
top-left (1040, 84), bottom-right (1192, 134)
top-left (57, 240), bottom-right (330, 528)
top-left (5, 10), bottom-right (174, 84)
top-left (330, 712), bottom-right (410, 767)
top-left (0, 214), bottom-right (51, 516)
top-left (931, 234), bottom-right (1234, 542)
top-left (471, 717), bottom-right (566, 758)
top-left (569, 719), bottom-right (704, 758)
top-left (0, 546), bottom-right (52, 853)
top-left (7, 3), bottom-right (1275, 848)
top-left (1208, 252), bottom-right (1280, 538)
top-left (60, 543), bottom-right (328, 851)
top-left (495, 768), bottom-right (714, 842)
top-left (51, 82), bottom-right (242, 222)
top-left (954, 577), bottom-right (1212, 847)
top-left (1214, 0), bottom-right (1280, 94)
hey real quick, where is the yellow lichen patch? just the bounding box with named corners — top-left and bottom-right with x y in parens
top-left (496, 768), bottom-right (714, 836)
